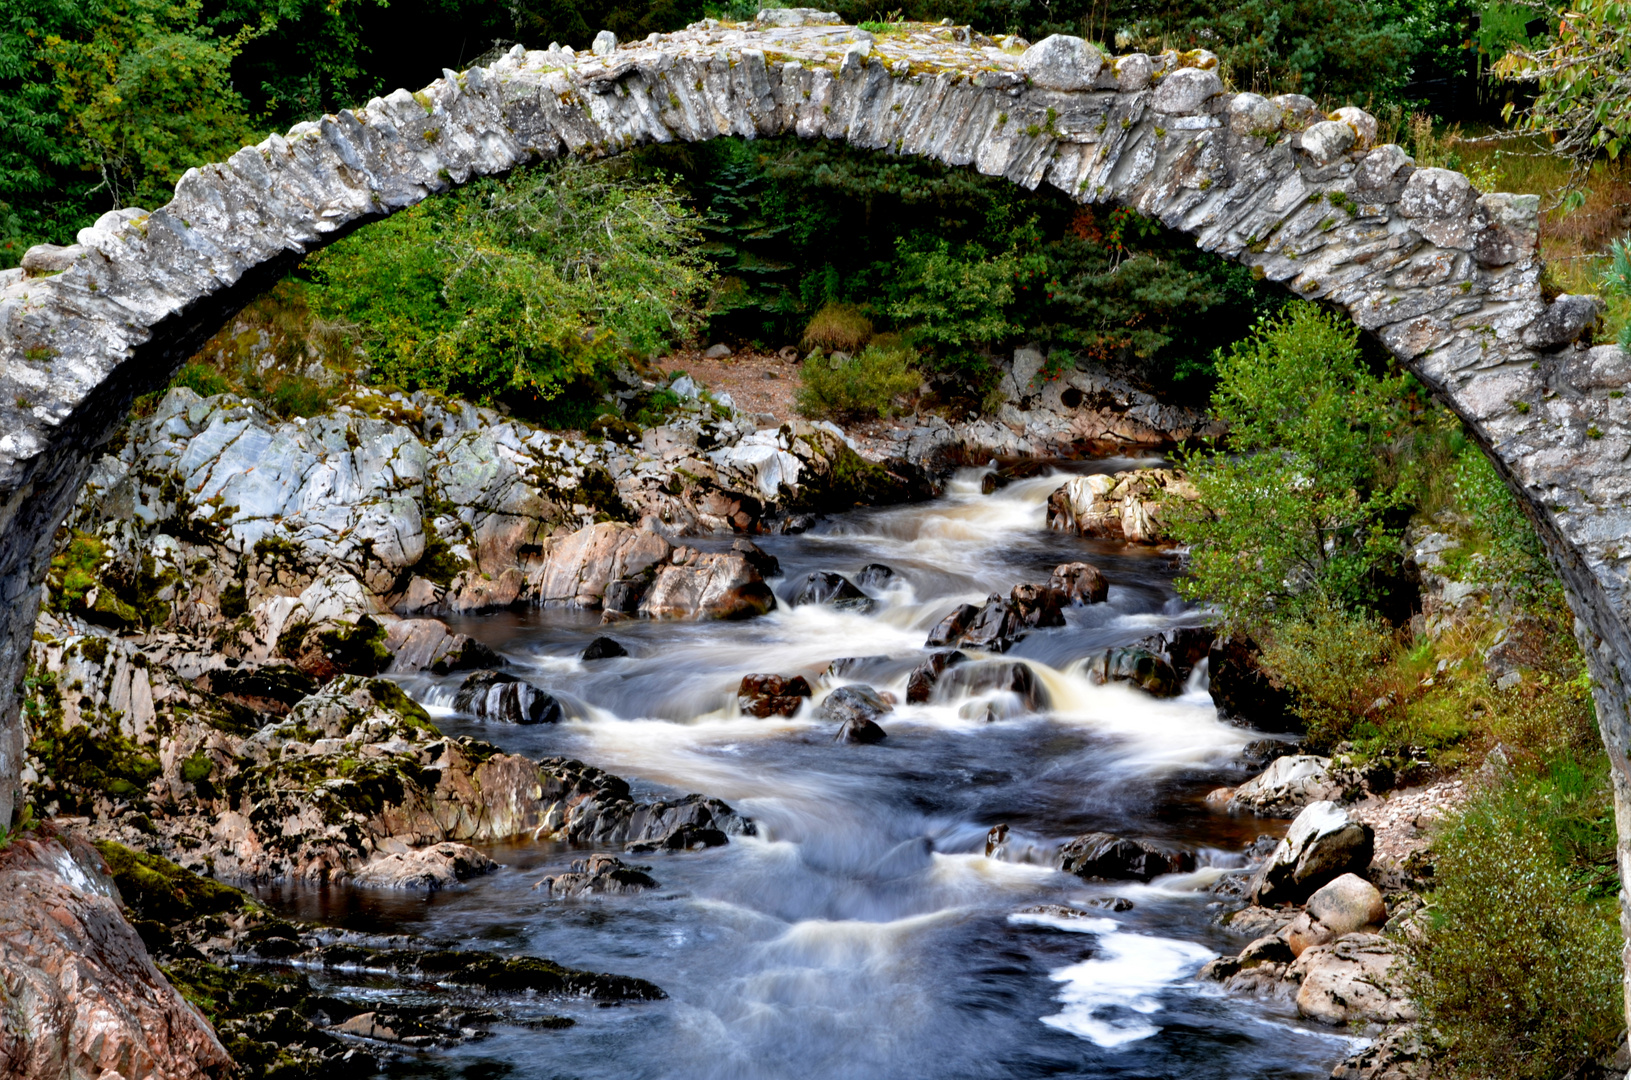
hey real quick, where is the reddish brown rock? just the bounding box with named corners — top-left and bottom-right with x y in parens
top-left (0, 834), bottom-right (230, 1080)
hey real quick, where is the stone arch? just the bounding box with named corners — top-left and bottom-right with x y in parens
top-left (3, 10), bottom-right (1631, 1011)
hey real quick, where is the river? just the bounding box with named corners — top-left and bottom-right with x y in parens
top-left (255, 461), bottom-right (1358, 1079)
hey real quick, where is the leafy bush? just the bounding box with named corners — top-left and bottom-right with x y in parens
top-left (1412, 754), bottom-right (1622, 1080)
top-left (1258, 603), bottom-right (1398, 751)
top-left (801, 303), bottom-right (873, 353)
top-left (304, 159), bottom-right (711, 424)
top-left (1169, 302), bottom-right (1416, 631)
top-left (797, 344), bottom-right (921, 419)
top-left (168, 363), bottom-right (230, 398)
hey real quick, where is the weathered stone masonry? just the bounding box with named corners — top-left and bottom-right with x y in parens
top-left (5, 9), bottom-right (1631, 1019)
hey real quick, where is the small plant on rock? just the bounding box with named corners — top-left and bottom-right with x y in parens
top-left (796, 343), bottom-right (921, 420)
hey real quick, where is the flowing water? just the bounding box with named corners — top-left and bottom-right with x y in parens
top-left (258, 462), bottom-right (1359, 1079)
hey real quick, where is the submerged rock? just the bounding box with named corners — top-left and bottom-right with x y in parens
top-left (854, 563), bottom-right (897, 590)
top-left (818, 685), bottom-right (891, 743)
top-left (452, 670), bottom-right (563, 724)
top-left (788, 570), bottom-right (872, 610)
top-left (537, 854), bottom-right (659, 898)
top-left (1056, 832), bottom-right (1195, 882)
top-left (738, 673), bottom-right (813, 717)
top-left (1009, 583), bottom-right (1067, 629)
top-left (934, 660), bottom-right (1048, 713)
top-left (581, 635), bottom-right (628, 660)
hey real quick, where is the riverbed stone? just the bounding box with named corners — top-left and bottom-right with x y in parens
top-left (738, 673), bottom-right (813, 717)
top-left (1057, 832), bottom-right (1194, 882)
top-left (1049, 562), bottom-right (1109, 604)
top-left (1228, 755), bottom-right (1338, 815)
top-left (819, 685), bottom-right (890, 742)
top-left (452, 670), bottom-right (564, 724)
top-left (789, 570), bottom-right (872, 610)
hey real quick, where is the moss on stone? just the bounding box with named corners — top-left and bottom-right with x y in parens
top-left (94, 840), bottom-right (254, 925)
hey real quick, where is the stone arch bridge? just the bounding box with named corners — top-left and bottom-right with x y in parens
top-left (4, 8), bottom-right (1631, 1013)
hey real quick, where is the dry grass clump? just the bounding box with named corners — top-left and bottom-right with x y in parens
top-left (800, 303), bottom-right (873, 353)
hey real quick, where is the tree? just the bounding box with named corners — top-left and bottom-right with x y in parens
top-left (1167, 302), bottom-right (1417, 631)
top-left (1491, 0), bottom-right (1631, 164)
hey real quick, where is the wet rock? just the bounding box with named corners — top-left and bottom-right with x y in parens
top-left (1057, 832), bottom-right (1194, 882)
top-left (925, 603), bottom-right (980, 647)
top-left (738, 673), bottom-right (813, 717)
top-left (0, 835), bottom-right (231, 1080)
top-left (1199, 932), bottom-right (1296, 988)
top-left (452, 670), bottom-right (564, 724)
top-left (985, 823), bottom-right (1009, 856)
top-left (961, 593), bottom-right (1023, 653)
top-left (818, 685), bottom-right (890, 743)
top-left (352, 842), bottom-right (498, 890)
top-left (1083, 645), bottom-right (1180, 697)
top-left (532, 523), bottom-right (672, 609)
top-left (1136, 626), bottom-right (1214, 682)
top-left (384, 618), bottom-right (502, 675)
top-left (854, 563), bottom-right (897, 591)
top-left (1242, 738), bottom-right (1298, 766)
top-left (620, 795), bottom-right (749, 851)
top-left (1251, 801), bottom-right (1375, 905)
top-left (537, 854), bottom-right (658, 898)
top-left (1049, 561), bottom-right (1109, 604)
top-left (906, 650), bottom-right (967, 703)
top-left (1292, 933), bottom-right (1415, 1025)
top-left (640, 552), bottom-right (776, 620)
top-left (731, 537), bottom-right (780, 579)
top-left (1009, 583), bottom-right (1067, 629)
top-left (601, 577), bottom-right (648, 617)
top-left (934, 660), bottom-right (1048, 713)
top-left (788, 570), bottom-right (872, 610)
top-left (1045, 469), bottom-right (1197, 543)
top-left (581, 635), bottom-right (628, 660)
top-left (1226, 755), bottom-right (1337, 815)
top-left (1208, 634), bottom-right (1297, 731)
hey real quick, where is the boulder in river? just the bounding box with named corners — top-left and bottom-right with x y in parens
top-left (731, 537), bottom-right (780, 579)
top-left (961, 594), bottom-right (1023, 653)
top-left (639, 551), bottom-right (776, 621)
top-left (906, 650), bottom-right (967, 703)
top-left (738, 673), bottom-right (813, 718)
top-left (855, 563), bottom-right (897, 590)
top-left (537, 854), bottom-right (659, 898)
top-left (1251, 801), bottom-right (1375, 905)
top-left (1291, 934), bottom-right (1415, 1025)
top-left (1057, 832), bottom-right (1195, 882)
top-left (818, 685), bottom-right (891, 743)
top-left (925, 603), bottom-right (980, 647)
top-left (352, 842), bottom-right (498, 890)
top-left (789, 570), bottom-right (873, 611)
top-left (581, 635), bottom-right (629, 660)
top-left (1049, 561), bottom-right (1109, 605)
top-left (1009, 583), bottom-right (1067, 629)
top-left (1083, 645), bottom-right (1181, 697)
top-left (1045, 468), bottom-right (1197, 543)
top-left (935, 660), bottom-right (1049, 713)
top-left (1136, 626), bottom-right (1214, 682)
top-left (453, 670), bottom-right (564, 724)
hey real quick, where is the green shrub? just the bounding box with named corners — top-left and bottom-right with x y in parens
top-left (800, 302), bottom-right (872, 353)
top-left (304, 158), bottom-right (711, 424)
top-left (168, 362), bottom-right (230, 398)
top-left (797, 344), bottom-right (921, 420)
top-left (1258, 603), bottom-right (1397, 752)
top-left (1412, 754), bottom-right (1622, 1080)
top-left (1169, 302), bottom-right (1417, 631)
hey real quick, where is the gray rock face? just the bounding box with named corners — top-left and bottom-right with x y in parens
top-left (818, 684), bottom-right (890, 742)
top-left (537, 853), bottom-right (658, 897)
top-left (5, 11), bottom-right (1631, 1030)
top-left (452, 670), bottom-right (563, 724)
